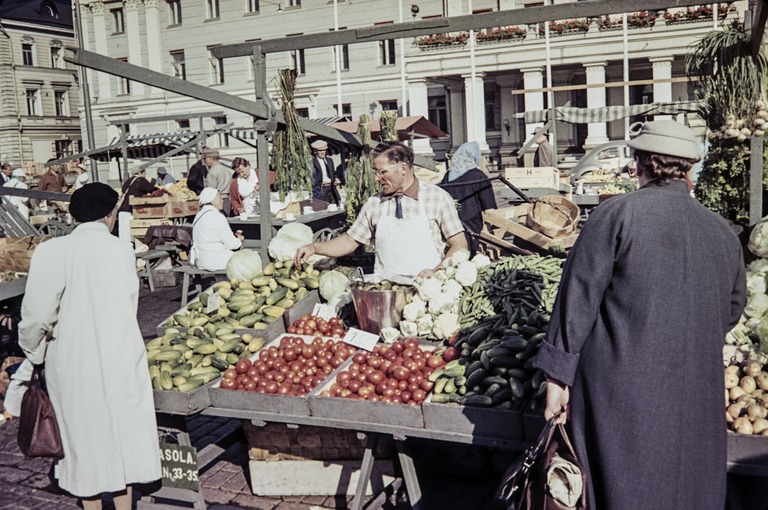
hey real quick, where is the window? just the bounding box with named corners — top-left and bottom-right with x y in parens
top-left (333, 104), bottom-right (352, 117)
top-left (55, 140), bottom-right (73, 159)
top-left (54, 90), bottom-right (68, 116)
top-left (206, 0), bottom-right (220, 19)
top-left (296, 108), bottom-right (309, 118)
top-left (111, 8), bottom-right (125, 33)
top-left (379, 100), bottom-right (398, 113)
top-left (208, 47), bottom-right (224, 84)
top-left (170, 50), bottom-right (186, 80)
top-left (485, 89), bottom-right (498, 130)
top-left (177, 119), bottom-right (190, 130)
top-left (50, 46), bottom-right (63, 68)
top-left (213, 116), bottom-right (229, 147)
top-left (332, 44), bottom-right (350, 71)
top-left (25, 89), bottom-right (41, 116)
top-left (245, 0), bottom-right (259, 13)
top-left (22, 42), bottom-right (35, 66)
top-left (117, 58), bottom-right (131, 94)
top-left (379, 39), bottom-right (395, 66)
top-left (291, 49), bottom-right (305, 75)
top-left (168, 0), bottom-right (182, 25)
top-left (428, 96), bottom-right (448, 133)
top-left (287, 0), bottom-right (300, 6)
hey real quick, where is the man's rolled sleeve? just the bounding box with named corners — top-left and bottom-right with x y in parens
top-left (438, 194), bottom-right (465, 240)
top-left (531, 341), bottom-right (581, 387)
top-left (347, 201), bottom-right (374, 245)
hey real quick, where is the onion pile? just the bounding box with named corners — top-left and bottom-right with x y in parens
top-left (319, 338), bottom-right (446, 404)
top-left (725, 360), bottom-right (768, 435)
top-left (219, 335), bottom-right (355, 395)
top-left (287, 314), bottom-right (347, 337)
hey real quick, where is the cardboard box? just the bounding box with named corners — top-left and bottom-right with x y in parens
top-left (504, 167), bottom-right (560, 189)
top-left (132, 200), bottom-right (199, 219)
top-left (129, 195), bottom-right (173, 206)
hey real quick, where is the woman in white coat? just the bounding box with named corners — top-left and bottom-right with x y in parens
top-left (190, 187), bottom-right (244, 270)
top-left (18, 183), bottom-right (161, 510)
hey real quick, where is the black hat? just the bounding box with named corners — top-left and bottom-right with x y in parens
top-left (70, 182), bottom-right (119, 223)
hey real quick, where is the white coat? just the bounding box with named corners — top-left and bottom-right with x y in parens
top-left (190, 204), bottom-right (242, 271)
top-left (18, 222), bottom-right (161, 497)
top-left (3, 178), bottom-right (29, 220)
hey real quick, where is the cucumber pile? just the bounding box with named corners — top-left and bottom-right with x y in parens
top-left (164, 261), bottom-right (322, 331)
top-left (147, 328), bottom-right (265, 392)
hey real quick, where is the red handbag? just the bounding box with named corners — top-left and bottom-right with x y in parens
top-left (17, 365), bottom-right (64, 459)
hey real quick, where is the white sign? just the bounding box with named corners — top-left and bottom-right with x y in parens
top-left (206, 291), bottom-right (222, 314)
top-left (312, 303), bottom-right (337, 321)
top-left (342, 328), bottom-right (379, 352)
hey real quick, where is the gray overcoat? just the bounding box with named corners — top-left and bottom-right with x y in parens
top-left (533, 179), bottom-right (745, 510)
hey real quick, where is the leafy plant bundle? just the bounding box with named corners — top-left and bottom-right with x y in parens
top-left (344, 114), bottom-right (379, 225)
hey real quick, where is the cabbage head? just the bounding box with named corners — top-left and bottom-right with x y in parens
top-left (319, 270), bottom-right (350, 302)
top-left (226, 249), bottom-right (263, 281)
top-left (268, 223), bottom-right (314, 262)
top-left (749, 218), bottom-right (768, 258)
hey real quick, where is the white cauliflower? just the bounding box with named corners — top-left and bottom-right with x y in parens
top-left (748, 258), bottom-right (768, 274)
top-left (443, 264), bottom-right (457, 280)
top-left (417, 314), bottom-right (434, 336)
top-left (471, 253), bottom-right (492, 269)
top-left (433, 268), bottom-right (449, 282)
top-left (417, 276), bottom-right (443, 302)
top-left (402, 299), bottom-right (426, 322)
top-left (399, 320), bottom-right (418, 337)
top-left (441, 280), bottom-right (464, 301)
top-left (745, 293), bottom-right (768, 318)
top-left (450, 249), bottom-right (471, 267)
top-left (455, 260), bottom-right (478, 287)
top-left (747, 273), bottom-right (767, 296)
top-left (433, 312), bottom-right (460, 340)
top-left (428, 292), bottom-right (456, 315)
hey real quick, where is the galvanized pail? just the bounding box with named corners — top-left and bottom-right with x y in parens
top-left (351, 284), bottom-right (401, 334)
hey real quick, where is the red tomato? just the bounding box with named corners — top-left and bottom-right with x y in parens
top-left (220, 378), bottom-right (237, 390)
top-left (223, 368), bottom-right (238, 380)
top-left (235, 359), bottom-right (252, 374)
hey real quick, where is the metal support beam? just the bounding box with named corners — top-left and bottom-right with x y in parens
top-left (212, 0), bottom-right (708, 58)
top-left (752, 0), bottom-right (768, 57)
top-left (64, 48), bottom-right (362, 147)
top-left (750, 135), bottom-right (764, 225)
top-left (109, 111), bottom-right (226, 126)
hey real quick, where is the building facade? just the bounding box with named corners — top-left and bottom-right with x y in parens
top-left (0, 0), bottom-right (82, 176)
top-left (76, 0), bottom-right (746, 181)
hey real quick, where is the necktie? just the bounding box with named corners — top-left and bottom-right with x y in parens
top-left (395, 195), bottom-right (403, 219)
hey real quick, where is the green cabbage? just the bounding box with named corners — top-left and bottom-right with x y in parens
top-left (226, 249), bottom-right (263, 282)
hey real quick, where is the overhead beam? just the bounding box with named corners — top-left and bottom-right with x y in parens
top-left (64, 48), bottom-right (363, 147)
top-left (213, 0), bottom-right (707, 58)
top-left (109, 111), bottom-right (226, 126)
top-left (0, 187), bottom-right (71, 202)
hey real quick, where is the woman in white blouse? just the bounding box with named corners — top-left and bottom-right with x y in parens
top-left (229, 157), bottom-right (259, 216)
top-left (190, 188), bottom-right (244, 270)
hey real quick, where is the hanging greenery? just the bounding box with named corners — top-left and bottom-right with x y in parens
top-left (271, 69), bottom-right (313, 201)
top-left (686, 21), bottom-right (768, 223)
top-left (379, 110), bottom-right (399, 142)
top-left (344, 114), bottom-right (379, 225)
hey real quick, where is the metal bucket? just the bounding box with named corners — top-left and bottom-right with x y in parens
top-left (351, 284), bottom-right (401, 334)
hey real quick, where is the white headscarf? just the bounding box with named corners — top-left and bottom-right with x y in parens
top-left (447, 141), bottom-right (480, 182)
top-left (198, 187), bottom-right (218, 205)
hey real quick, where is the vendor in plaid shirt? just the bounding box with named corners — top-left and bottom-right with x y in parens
top-left (295, 141), bottom-right (467, 279)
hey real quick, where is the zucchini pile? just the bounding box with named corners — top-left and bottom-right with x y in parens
top-left (147, 327), bottom-right (265, 392)
top-left (164, 261), bottom-right (321, 331)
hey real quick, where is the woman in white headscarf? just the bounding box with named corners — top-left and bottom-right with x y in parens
top-left (190, 188), bottom-right (244, 270)
top-left (439, 141), bottom-right (497, 255)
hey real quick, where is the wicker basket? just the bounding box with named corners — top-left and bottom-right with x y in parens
top-left (525, 195), bottom-right (579, 238)
top-left (0, 236), bottom-right (52, 273)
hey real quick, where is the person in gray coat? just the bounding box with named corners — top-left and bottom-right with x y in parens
top-left (533, 120), bottom-right (746, 510)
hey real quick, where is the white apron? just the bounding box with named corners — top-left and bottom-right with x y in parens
top-left (374, 191), bottom-right (441, 279)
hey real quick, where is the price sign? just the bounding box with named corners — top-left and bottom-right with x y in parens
top-left (159, 443), bottom-right (199, 491)
top-left (312, 303), bottom-right (337, 321)
top-left (342, 327), bottom-right (379, 352)
top-left (206, 291), bottom-right (222, 314)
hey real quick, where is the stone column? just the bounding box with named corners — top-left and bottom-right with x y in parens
top-left (447, 84), bottom-right (465, 151)
top-left (407, 78), bottom-right (433, 155)
top-left (584, 61), bottom-right (609, 148)
top-left (89, 1), bottom-right (111, 100)
top-left (143, 0), bottom-right (163, 76)
top-left (650, 57), bottom-right (674, 121)
top-left (124, 0), bottom-right (145, 95)
top-left (522, 67), bottom-right (544, 152)
top-left (463, 72), bottom-right (488, 151)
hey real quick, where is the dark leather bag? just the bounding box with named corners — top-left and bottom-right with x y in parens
top-left (496, 413), bottom-right (587, 510)
top-left (17, 365), bottom-right (64, 459)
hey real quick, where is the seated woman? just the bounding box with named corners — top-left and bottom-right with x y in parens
top-left (190, 188), bottom-right (244, 271)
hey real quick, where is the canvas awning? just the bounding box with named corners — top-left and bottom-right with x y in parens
top-left (331, 115), bottom-right (448, 140)
top-left (516, 101), bottom-right (701, 124)
top-left (90, 130), bottom-right (203, 162)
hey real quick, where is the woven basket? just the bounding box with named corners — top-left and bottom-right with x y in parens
top-left (526, 195), bottom-right (579, 238)
top-left (0, 236), bottom-right (52, 273)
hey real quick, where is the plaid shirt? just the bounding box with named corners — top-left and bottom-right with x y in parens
top-left (347, 179), bottom-right (464, 254)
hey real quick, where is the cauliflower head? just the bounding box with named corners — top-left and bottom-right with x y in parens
top-left (433, 312), bottom-right (460, 340)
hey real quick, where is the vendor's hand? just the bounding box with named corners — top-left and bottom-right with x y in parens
top-left (544, 378), bottom-right (570, 425)
top-left (295, 244), bottom-right (316, 267)
top-left (418, 268), bottom-right (436, 279)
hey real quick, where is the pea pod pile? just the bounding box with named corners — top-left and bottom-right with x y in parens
top-left (164, 261), bottom-right (321, 330)
top-left (147, 328), bottom-right (265, 392)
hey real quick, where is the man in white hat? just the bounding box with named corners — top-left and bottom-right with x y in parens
top-left (3, 168), bottom-right (30, 219)
top-left (310, 139), bottom-right (339, 205)
top-left (74, 163), bottom-right (89, 190)
top-left (533, 120), bottom-right (745, 510)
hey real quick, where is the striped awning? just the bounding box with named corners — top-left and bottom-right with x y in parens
top-left (93, 130), bottom-right (201, 162)
top-left (516, 101), bottom-right (701, 124)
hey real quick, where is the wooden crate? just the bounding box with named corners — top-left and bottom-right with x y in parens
top-left (483, 205), bottom-right (579, 254)
top-left (130, 218), bottom-right (172, 238)
top-left (132, 200), bottom-right (199, 219)
top-left (504, 166), bottom-right (560, 189)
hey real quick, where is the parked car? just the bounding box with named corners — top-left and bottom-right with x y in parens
top-left (570, 141), bottom-right (632, 184)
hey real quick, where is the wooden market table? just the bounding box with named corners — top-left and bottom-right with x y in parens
top-left (0, 277), bottom-right (26, 302)
top-left (227, 209), bottom-right (346, 239)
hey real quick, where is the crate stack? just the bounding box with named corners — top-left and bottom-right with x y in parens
top-left (129, 195), bottom-right (200, 238)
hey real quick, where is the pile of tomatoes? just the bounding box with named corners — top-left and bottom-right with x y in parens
top-left (319, 338), bottom-right (446, 405)
top-left (219, 335), bottom-right (355, 395)
top-left (286, 314), bottom-right (347, 338)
